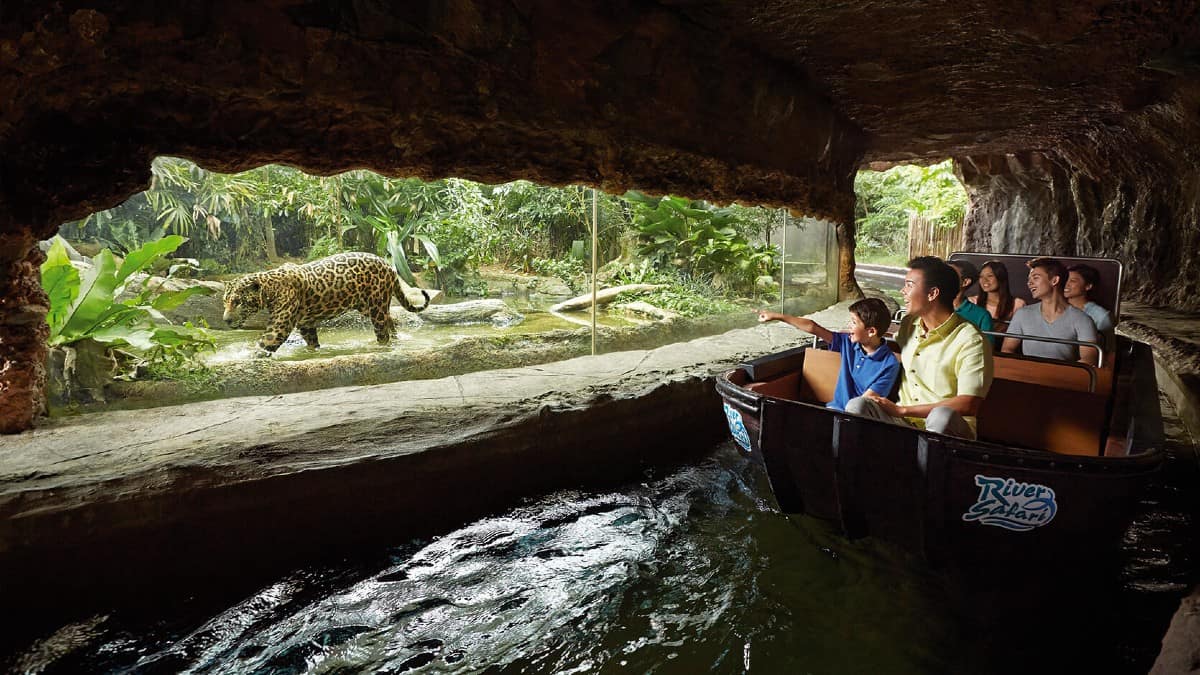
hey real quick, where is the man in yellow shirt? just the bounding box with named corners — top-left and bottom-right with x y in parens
top-left (846, 256), bottom-right (993, 439)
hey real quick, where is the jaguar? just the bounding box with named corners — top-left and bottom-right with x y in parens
top-left (222, 252), bottom-right (430, 354)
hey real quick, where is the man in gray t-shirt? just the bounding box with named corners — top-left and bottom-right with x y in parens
top-left (1001, 257), bottom-right (1101, 365)
top-left (1006, 303), bottom-right (1100, 362)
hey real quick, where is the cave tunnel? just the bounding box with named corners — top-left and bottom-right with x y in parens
top-left (3, 1), bottom-right (1200, 670)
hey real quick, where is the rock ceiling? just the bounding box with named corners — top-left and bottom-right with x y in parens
top-left (0, 1), bottom-right (1197, 230)
top-left (725, 0), bottom-right (1199, 164)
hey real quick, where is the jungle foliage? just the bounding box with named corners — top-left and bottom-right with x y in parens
top-left (63, 158), bottom-right (784, 300)
top-left (854, 159), bottom-right (967, 265)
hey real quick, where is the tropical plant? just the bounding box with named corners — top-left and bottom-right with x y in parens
top-left (623, 192), bottom-right (778, 293)
top-left (854, 159), bottom-right (967, 263)
top-left (40, 236), bottom-right (215, 365)
top-left (531, 256), bottom-right (588, 294)
top-left (306, 234), bottom-right (348, 261)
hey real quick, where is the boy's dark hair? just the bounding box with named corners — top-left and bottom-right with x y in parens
top-left (1027, 257), bottom-right (1067, 290)
top-left (849, 297), bottom-right (892, 337)
top-left (906, 256), bottom-right (958, 310)
top-left (948, 259), bottom-right (979, 286)
top-left (1067, 263), bottom-right (1101, 297)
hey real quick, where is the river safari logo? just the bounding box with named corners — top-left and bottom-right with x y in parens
top-left (962, 475), bottom-right (1058, 532)
top-left (723, 403), bottom-right (752, 452)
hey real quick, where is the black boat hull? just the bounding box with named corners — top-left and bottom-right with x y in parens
top-left (717, 356), bottom-right (1164, 563)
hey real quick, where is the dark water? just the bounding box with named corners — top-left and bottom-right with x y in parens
top-left (9, 394), bottom-right (1199, 674)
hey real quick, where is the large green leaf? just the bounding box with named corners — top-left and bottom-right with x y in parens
top-left (40, 238), bottom-right (81, 335)
top-left (415, 234), bottom-right (441, 267)
top-left (88, 323), bottom-right (158, 350)
top-left (150, 285), bottom-right (214, 311)
top-left (151, 325), bottom-right (213, 347)
top-left (58, 304), bottom-right (148, 346)
top-left (115, 235), bottom-right (187, 290)
top-left (385, 230), bottom-right (418, 285)
top-left (52, 250), bottom-right (120, 344)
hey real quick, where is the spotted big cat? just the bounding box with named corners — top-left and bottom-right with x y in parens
top-left (222, 252), bottom-right (430, 354)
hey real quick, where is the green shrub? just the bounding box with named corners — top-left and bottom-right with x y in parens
top-left (609, 264), bottom-right (744, 317)
top-left (854, 159), bottom-right (967, 260)
top-left (531, 256), bottom-right (588, 294)
top-left (623, 192), bottom-right (778, 294)
top-left (41, 236), bottom-right (215, 373)
top-left (307, 234), bottom-right (347, 260)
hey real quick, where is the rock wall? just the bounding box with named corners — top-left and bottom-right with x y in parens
top-left (957, 86), bottom-right (1200, 311)
top-left (0, 2), bottom-right (865, 238)
top-left (0, 236), bottom-right (48, 433)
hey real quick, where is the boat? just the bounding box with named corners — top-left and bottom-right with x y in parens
top-left (717, 253), bottom-right (1164, 563)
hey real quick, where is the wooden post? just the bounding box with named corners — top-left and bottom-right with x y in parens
top-left (591, 189), bottom-right (598, 356)
top-left (780, 208), bottom-right (787, 311)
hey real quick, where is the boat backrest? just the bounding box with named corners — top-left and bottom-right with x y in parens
top-left (992, 352), bottom-right (1112, 394)
top-left (747, 346), bottom-right (1109, 455)
top-left (977, 378), bottom-right (1108, 456)
top-left (947, 252), bottom-right (1123, 322)
top-left (799, 348), bottom-right (840, 404)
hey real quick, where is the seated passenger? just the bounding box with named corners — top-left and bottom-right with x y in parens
top-left (970, 259), bottom-right (1025, 330)
top-left (1064, 263), bottom-right (1116, 357)
top-left (757, 298), bottom-right (900, 412)
top-left (1001, 257), bottom-right (1100, 365)
top-left (948, 259), bottom-right (993, 333)
top-left (846, 256), bottom-right (994, 440)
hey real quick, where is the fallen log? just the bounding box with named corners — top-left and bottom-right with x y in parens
top-left (549, 284), bottom-right (667, 312)
top-left (613, 301), bottom-right (679, 322)
top-left (416, 299), bottom-right (523, 326)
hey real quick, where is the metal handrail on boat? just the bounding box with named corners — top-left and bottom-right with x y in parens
top-left (887, 314), bottom-right (1106, 368)
top-left (982, 330), bottom-right (1106, 369)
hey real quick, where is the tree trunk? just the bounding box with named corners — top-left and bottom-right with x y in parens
top-left (262, 215), bottom-right (280, 262)
top-left (836, 220), bottom-right (865, 300)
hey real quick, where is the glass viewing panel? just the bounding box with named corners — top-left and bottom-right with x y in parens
top-left (41, 159), bottom-right (843, 414)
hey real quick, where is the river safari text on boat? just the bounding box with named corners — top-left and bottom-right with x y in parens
top-left (717, 253), bottom-right (1164, 563)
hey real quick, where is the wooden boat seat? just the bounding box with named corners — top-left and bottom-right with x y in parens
top-left (993, 353), bottom-right (1111, 394)
top-left (744, 347), bottom-right (1108, 455)
top-left (743, 347), bottom-right (840, 404)
top-left (977, 378), bottom-right (1108, 456)
top-left (798, 348), bottom-right (839, 404)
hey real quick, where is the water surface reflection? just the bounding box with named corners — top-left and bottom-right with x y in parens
top-left (13, 393), bottom-right (1199, 673)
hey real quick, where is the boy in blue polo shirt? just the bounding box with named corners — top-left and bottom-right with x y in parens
top-left (758, 298), bottom-right (900, 411)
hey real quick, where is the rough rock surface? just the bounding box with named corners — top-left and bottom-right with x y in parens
top-left (1119, 303), bottom-right (1200, 441)
top-left (0, 303), bottom-right (840, 614)
top-left (959, 135), bottom-right (1200, 310)
top-left (0, 238), bottom-right (48, 433)
top-left (0, 2), bottom-right (862, 235)
top-left (1153, 586), bottom-right (1200, 674)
